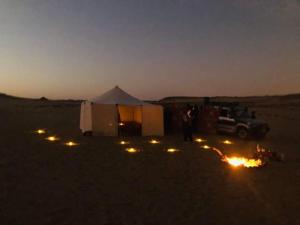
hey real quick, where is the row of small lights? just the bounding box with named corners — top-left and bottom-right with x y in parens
top-left (36, 129), bottom-right (262, 167)
top-left (36, 129), bottom-right (79, 147)
top-left (121, 139), bottom-right (180, 154)
top-left (36, 129), bottom-right (233, 153)
top-left (122, 138), bottom-right (233, 154)
top-left (195, 138), bottom-right (233, 150)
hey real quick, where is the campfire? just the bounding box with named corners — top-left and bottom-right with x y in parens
top-left (206, 147), bottom-right (265, 168)
top-left (222, 156), bottom-right (263, 168)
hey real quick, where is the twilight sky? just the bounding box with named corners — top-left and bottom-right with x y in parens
top-left (0, 0), bottom-right (299, 100)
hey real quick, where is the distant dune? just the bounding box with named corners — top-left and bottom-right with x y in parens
top-left (1, 91), bottom-right (299, 106)
top-left (0, 93), bottom-right (23, 99)
top-left (159, 93), bottom-right (300, 107)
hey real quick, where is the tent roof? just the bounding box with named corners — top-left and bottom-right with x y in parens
top-left (91, 86), bottom-right (147, 105)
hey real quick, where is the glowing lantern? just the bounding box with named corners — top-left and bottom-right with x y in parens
top-left (46, 136), bottom-right (59, 142)
top-left (167, 148), bottom-right (179, 153)
top-left (36, 129), bottom-right (46, 134)
top-left (65, 141), bottom-right (79, 147)
top-left (120, 141), bottom-right (129, 145)
top-left (149, 139), bottom-right (160, 144)
top-left (223, 140), bottom-right (233, 145)
top-left (202, 145), bottom-right (211, 149)
top-left (125, 148), bottom-right (139, 153)
top-left (119, 122), bottom-right (125, 126)
top-left (195, 138), bottom-right (205, 143)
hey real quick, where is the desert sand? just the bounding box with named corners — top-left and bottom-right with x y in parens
top-left (1, 94), bottom-right (300, 225)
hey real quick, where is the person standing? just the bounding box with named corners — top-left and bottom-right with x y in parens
top-left (182, 106), bottom-right (193, 142)
top-left (191, 104), bottom-right (199, 133)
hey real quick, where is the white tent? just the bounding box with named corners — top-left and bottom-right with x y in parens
top-left (80, 86), bottom-right (164, 136)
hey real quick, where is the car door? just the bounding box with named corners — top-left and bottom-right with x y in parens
top-left (218, 108), bottom-right (236, 133)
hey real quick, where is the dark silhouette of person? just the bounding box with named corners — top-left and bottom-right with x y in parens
top-left (241, 107), bottom-right (249, 117)
top-left (164, 108), bottom-right (173, 134)
top-left (191, 104), bottom-right (199, 132)
top-left (251, 111), bottom-right (256, 119)
top-left (182, 106), bottom-right (193, 142)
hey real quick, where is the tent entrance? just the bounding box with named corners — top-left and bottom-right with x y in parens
top-left (117, 105), bottom-right (142, 136)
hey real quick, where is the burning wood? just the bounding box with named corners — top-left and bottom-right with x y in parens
top-left (253, 145), bottom-right (285, 162)
top-left (222, 156), bottom-right (263, 168)
top-left (208, 147), bottom-right (265, 168)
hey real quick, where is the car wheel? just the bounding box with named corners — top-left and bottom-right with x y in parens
top-left (237, 127), bottom-right (248, 139)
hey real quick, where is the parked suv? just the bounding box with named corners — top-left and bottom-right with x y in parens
top-left (217, 106), bottom-right (270, 139)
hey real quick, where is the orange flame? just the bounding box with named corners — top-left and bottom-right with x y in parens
top-left (208, 147), bottom-right (263, 168)
top-left (223, 156), bottom-right (263, 168)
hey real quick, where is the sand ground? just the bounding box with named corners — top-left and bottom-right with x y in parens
top-left (1, 96), bottom-right (300, 225)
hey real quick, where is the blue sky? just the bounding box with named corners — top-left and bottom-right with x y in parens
top-left (0, 0), bottom-right (299, 99)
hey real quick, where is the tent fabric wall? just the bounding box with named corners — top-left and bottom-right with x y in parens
top-left (118, 105), bottom-right (134, 122)
top-left (142, 105), bottom-right (164, 136)
top-left (80, 101), bottom-right (92, 133)
top-left (92, 86), bottom-right (146, 105)
top-left (92, 104), bottom-right (118, 136)
top-left (133, 106), bottom-right (142, 123)
top-left (80, 86), bottom-right (164, 136)
top-left (118, 105), bottom-right (142, 123)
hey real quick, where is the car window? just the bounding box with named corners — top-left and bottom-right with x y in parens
top-left (235, 108), bottom-right (250, 118)
top-left (220, 109), bottom-right (229, 117)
